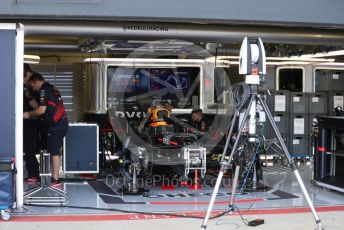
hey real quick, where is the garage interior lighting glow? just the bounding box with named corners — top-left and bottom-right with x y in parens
top-left (224, 61), bottom-right (311, 66)
top-left (24, 54), bottom-right (40, 64)
top-left (206, 56), bottom-right (335, 63)
top-left (293, 49), bottom-right (344, 58)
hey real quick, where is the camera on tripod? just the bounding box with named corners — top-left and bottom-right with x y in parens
top-left (239, 37), bottom-right (266, 79)
top-left (201, 37), bottom-right (322, 230)
top-left (238, 37), bottom-right (267, 142)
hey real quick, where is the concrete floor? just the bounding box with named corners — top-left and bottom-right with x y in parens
top-left (1, 163), bottom-right (344, 229)
top-left (1, 211), bottom-right (343, 230)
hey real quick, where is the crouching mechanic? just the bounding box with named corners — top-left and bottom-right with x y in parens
top-left (23, 73), bottom-right (69, 186)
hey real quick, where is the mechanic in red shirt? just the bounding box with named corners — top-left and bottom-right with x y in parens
top-left (24, 73), bottom-right (68, 186)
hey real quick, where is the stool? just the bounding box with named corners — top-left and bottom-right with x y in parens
top-left (24, 150), bottom-right (69, 205)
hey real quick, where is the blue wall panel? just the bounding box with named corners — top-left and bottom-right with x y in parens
top-left (0, 30), bottom-right (16, 158)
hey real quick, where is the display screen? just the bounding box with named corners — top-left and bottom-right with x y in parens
top-left (107, 66), bottom-right (200, 108)
top-left (107, 67), bottom-right (150, 95)
top-left (150, 68), bottom-right (191, 91)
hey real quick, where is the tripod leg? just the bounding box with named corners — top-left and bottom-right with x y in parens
top-left (258, 95), bottom-right (322, 229)
top-left (220, 111), bottom-right (239, 162)
top-left (200, 169), bottom-right (225, 230)
top-left (229, 165), bottom-right (240, 207)
top-left (201, 96), bottom-right (254, 230)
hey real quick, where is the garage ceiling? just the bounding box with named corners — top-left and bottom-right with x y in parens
top-left (21, 20), bottom-right (344, 62)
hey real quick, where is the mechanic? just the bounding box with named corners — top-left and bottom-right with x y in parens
top-left (24, 73), bottom-right (68, 186)
top-left (189, 108), bottom-right (210, 132)
top-left (23, 64), bottom-right (40, 183)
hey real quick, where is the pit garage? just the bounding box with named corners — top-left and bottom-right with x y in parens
top-left (1, 1), bottom-right (344, 230)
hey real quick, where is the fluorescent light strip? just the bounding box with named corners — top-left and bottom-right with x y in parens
top-left (316, 62), bottom-right (344, 66)
top-left (24, 54), bottom-right (40, 64)
top-left (84, 57), bottom-right (336, 67)
top-left (84, 58), bottom-right (229, 65)
top-left (226, 61), bottom-right (310, 66)
top-left (267, 57), bottom-right (334, 62)
top-left (85, 58), bottom-right (205, 63)
top-left (294, 49), bottom-right (344, 58)
top-left (206, 56), bottom-right (335, 63)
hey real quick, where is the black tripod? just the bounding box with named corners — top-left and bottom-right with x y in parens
top-left (201, 86), bottom-right (322, 229)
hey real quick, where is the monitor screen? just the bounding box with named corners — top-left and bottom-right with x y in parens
top-left (150, 68), bottom-right (191, 91)
top-left (107, 66), bottom-right (200, 108)
top-left (107, 67), bottom-right (150, 95)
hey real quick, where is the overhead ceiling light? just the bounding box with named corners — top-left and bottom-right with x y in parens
top-left (84, 58), bottom-right (206, 63)
top-left (293, 49), bottom-right (344, 58)
top-left (84, 58), bottom-right (230, 67)
top-left (315, 62), bottom-right (344, 66)
top-left (206, 55), bottom-right (335, 63)
top-left (270, 61), bottom-right (310, 65)
top-left (266, 57), bottom-right (334, 62)
top-left (24, 54), bottom-right (40, 64)
top-left (226, 61), bottom-right (310, 66)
